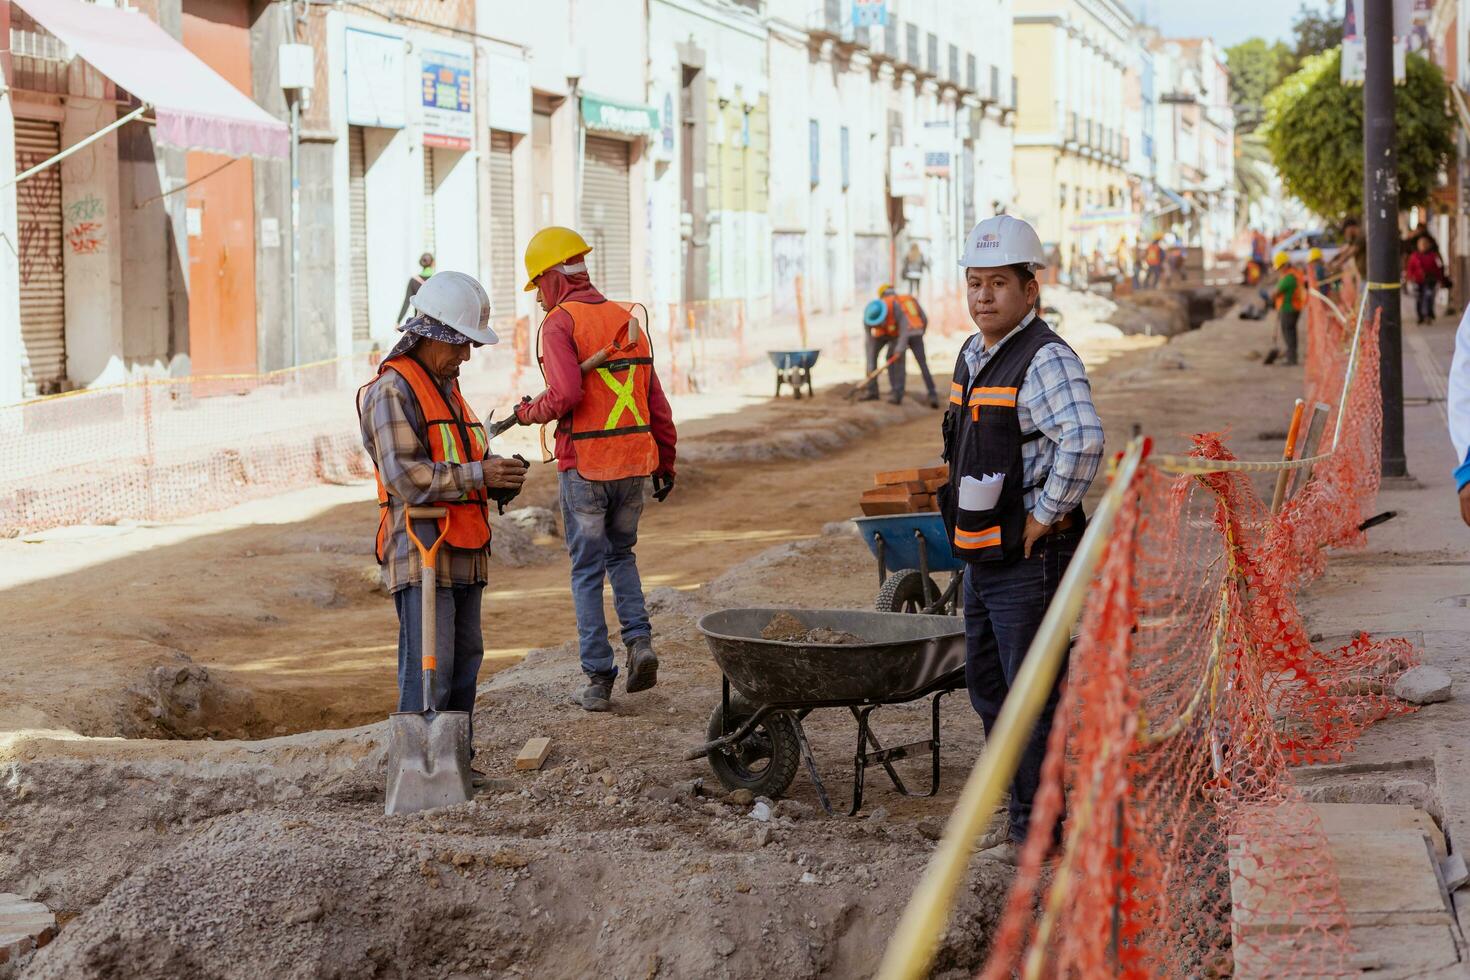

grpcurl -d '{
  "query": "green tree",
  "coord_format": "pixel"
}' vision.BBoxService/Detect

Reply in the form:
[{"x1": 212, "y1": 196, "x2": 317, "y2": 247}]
[
  {"x1": 1264, "y1": 47, "x2": 1455, "y2": 220},
  {"x1": 1292, "y1": 1, "x2": 1345, "y2": 63},
  {"x1": 1227, "y1": 38, "x2": 1296, "y2": 133}
]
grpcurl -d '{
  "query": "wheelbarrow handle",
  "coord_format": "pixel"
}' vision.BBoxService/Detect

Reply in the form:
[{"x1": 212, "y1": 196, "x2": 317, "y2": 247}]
[{"x1": 405, "y1": 506, "x2": 449, "y2": 713}]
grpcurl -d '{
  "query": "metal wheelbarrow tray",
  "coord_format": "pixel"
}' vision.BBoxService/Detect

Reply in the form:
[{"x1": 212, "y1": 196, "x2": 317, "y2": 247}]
[{"x1": 686, "y1": 608, "x2": 966, "y2": 815}]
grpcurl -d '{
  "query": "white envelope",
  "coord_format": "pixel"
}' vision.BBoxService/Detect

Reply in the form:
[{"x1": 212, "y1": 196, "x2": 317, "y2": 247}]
[{"x1": 959, "y1": 473, "x2": 1004, "y2": 512}]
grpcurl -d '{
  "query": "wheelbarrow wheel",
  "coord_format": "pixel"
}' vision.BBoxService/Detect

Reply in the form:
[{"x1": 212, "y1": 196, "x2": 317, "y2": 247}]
[
  {"x1": 705, "y1": 703, "x2": 800, "y2": 799},
  {"x1": 875, "y1": 568, "x2": 939, "y2": 614}
]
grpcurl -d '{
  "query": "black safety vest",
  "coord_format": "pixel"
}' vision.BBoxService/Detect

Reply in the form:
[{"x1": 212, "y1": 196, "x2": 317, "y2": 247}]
[{"x1": 938, "y1": 318, "x2": 1086, "y2": 565}]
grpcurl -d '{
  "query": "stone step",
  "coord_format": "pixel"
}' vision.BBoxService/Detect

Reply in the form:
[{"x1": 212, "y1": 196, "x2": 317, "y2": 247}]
[{"x1": 0, "y1": 893, "x2": 56, "y2": 969}]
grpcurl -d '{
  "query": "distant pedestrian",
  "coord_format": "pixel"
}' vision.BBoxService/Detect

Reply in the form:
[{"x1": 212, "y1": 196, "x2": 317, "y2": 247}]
[
  {"x1": 396, "y1": 252, "x2": 437, "y2": 323},
  {"x1": 901, "y1": 242, "x2": 929, "y2": 298},
  {"x1": 1406, "y1": 235, "x2": 1445, "y2": 325},
  {"x1": 1143, "y1": 237, "x2": 1164, "y2": 289}
]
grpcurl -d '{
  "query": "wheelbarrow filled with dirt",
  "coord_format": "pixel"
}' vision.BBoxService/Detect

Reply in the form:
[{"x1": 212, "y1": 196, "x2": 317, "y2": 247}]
[{"x1": 685, "y1": 608, "x2": 965, "y2": 815}]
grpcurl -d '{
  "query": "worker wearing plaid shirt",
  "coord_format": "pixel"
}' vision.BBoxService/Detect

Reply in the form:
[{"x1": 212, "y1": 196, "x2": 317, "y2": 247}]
[
  {"x1": 943, "y1": 215, "x2": 1105, "y2": 866},
  {"x1": 359, "y1": 289, "x2": 528, "y2": 784}
]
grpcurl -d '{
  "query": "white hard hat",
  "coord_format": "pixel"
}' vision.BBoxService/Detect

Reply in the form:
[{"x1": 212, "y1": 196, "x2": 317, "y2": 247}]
[
  {"x1": 958, "y1": 215, "x2": 1047, "y2": 271},
  {"x1": 409, "y1": 271, "x2": 499, "y2": 345}
]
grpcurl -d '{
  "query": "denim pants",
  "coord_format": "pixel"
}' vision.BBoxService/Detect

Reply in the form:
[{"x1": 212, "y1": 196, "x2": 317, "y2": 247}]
[
  {"x1": 559, "y1": 468, "x2": 653, "y2": 680},
  {"x1": 1417, "y1": 281, "x2": 1438, "y2": 322},
  {"x1": 904, "y1": 334, "x2": 938, "y2": 401},
  {"x1": 393, "y1": 583, "x2": 484, "y2": 745},
  {"x1": 963, "y1": 530, "x2": 1079, "y2": 843},
  {"x1": 1279, "y1": 308, "x2": 1300, "y2": 365},
  {"x1": 864, "y1": 334, "x2": 898, "y2": 398}
]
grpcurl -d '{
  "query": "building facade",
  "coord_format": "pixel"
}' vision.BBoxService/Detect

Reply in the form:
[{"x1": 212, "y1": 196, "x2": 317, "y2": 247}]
[{"x1": 1012, "y1": 0, "x2": 1136, "y2": 285}]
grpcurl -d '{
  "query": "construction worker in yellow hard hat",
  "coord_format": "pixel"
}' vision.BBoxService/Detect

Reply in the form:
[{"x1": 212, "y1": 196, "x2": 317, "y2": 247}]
[
  {"x1": 1267, "y1": 250, "x2": 1304, "y2": 366},
  {"x1": 506, "y1": 226, "x2": 678, "y2": 713}
]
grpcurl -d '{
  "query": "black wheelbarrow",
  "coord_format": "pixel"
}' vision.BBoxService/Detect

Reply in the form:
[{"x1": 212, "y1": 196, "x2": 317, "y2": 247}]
[
  {"x1": 767, "y1": 349, "x2": 820, "y2": 399},
  {"x1": 685, "y1": 608, "x2": 966, "y2": 815}
]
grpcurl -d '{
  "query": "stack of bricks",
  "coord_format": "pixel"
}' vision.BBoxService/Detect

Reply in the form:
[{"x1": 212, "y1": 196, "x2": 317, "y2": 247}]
[{"x1": 860, "y1": 466, "x2": 948, "y2": 516}]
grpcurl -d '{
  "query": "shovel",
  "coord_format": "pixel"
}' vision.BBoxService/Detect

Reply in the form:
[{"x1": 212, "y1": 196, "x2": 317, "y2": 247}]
[{"x1": 384, "y1": 505, "x2": 473, "y2": 816}]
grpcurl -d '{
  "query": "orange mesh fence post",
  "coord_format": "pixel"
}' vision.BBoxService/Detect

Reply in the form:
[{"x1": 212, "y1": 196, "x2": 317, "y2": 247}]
[{"x1": 794, "y1": 274, "x2": 810, "y2": 349}]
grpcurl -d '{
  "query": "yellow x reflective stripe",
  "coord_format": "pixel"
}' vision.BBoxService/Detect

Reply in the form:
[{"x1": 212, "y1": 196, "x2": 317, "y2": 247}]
[{"x1": 597, "y1": 365, "x2": 646, "y2": 430}]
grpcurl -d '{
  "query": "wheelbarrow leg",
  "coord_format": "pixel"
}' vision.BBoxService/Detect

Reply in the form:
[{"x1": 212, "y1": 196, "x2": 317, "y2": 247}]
[
  {"x1": 852, "y1": 705, "x2": 913, "y2": 808},
  {"x1": 789, "y1": 712, "x2": 834, "y2": 816},
  {"x1": 775, "y1": 369, "x2": 784, "y2": 398},
  {"x1": 873, "y1": 534, "x2": 887, "y2": 588},
  {"x1": 916, "y1": 530, "x2": 936, "y2": 610},
  {"x1": 804, "y1": 367, "x2": 814, "y2": 398}
]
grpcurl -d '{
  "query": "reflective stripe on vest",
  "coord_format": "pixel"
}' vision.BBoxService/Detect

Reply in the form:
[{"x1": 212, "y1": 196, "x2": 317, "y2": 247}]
[
  {"x1": 561, "y1": 300, "x2": 662, "y2": 481},
  {"x1": 362, "y1": 355, "x2": 491, "y2": 564}
]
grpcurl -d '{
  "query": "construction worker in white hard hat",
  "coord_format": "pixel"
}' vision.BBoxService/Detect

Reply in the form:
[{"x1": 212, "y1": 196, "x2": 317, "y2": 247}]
[
  {"x1": 357, "y1": 270, "x2": 530, "y2": 788},
  {"x1": 939, "y1": 214, "x2": 1105, "y2": 865},
  {"x1": 506, "y1": 226, "x2": 678, "y2": 713}
]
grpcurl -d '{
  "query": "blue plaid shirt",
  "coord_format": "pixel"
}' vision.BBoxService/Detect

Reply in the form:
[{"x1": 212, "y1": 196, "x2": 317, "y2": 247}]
[{"x1": 961, "y1": 314, "x2": 1105, "y2": 525}]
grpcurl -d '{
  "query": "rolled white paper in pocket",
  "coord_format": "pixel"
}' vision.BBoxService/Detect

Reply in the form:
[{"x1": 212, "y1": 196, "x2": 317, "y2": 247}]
[{"x1": 959, "y1": 473, "x2": 1004, "y2": 512}]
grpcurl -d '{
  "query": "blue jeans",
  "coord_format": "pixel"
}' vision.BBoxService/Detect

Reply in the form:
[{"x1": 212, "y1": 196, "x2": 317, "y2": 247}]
[
  {"x1": 963, "y1": 530, "x2": 1079, "y2": 843},
  {"x1": 1417, "y1": 281, "x2": 1438, "y2": 322},
  {"x1": 393, "y1": 584, "x2": 484, "y2": 746},
  {"x1": 559, "y1": 468, "x2": 652, "y2": 680}
]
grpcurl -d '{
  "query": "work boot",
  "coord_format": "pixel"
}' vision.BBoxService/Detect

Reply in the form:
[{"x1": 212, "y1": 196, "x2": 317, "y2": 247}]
[
  {"x1": 857, "y1": 391, "x2": 880, "y2": 402},
  {"x1": 927, "y1": 393, "x2": 940, "y2": 410},
  {"x1": 577, "y1": 675, "x2": 613, "y2": 712},
  {"x1": 888, "y1": 395, "x2": 904, "y2": 406},
  {"x1": 625, "y1": 636, "x2": 659, "y2": 693}
]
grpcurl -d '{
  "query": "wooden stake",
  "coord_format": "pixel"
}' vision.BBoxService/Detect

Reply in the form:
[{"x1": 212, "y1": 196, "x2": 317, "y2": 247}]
[
  {"x1": 1292, "y1": 402, "x2": 1333, "y2": 500},
  {"x1": 1271, "y1": 398, "x2": 1307, "y2": 514},
  {"x1": 794, "y1": 274, "x2": 810, "y2": 349}
]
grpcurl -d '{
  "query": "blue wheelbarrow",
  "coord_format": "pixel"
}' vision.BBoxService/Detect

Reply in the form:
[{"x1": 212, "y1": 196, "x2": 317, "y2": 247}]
[
  {"x1": 852, "y1": 511, "x2": 963, "y2": 616},
  {"x1": 768, "y1": 349, "x2": 820, "y2": 399}
]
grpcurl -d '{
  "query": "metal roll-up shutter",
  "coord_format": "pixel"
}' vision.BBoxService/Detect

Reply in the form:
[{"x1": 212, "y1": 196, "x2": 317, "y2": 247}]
[
  {"x1": 348, "y1": 126, "x2": 370, "y2": 343},
  {"x1": 14, "y1": 117, "x2": 65, "y2": 396},
  {"x1": 422, "y1": 148, "x2": 436, "y2": 258},
  {"x1": 489, "y1": 131, "x2": 516, "y2": 317},
  {"x1": 580, "y1": 135, "x2": 631, "y2": 299}
]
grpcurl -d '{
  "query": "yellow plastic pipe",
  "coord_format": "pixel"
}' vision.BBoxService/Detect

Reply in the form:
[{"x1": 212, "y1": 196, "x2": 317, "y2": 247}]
[{"x1": 876, "y1": 438, "x2": 1149, "y2": 980}]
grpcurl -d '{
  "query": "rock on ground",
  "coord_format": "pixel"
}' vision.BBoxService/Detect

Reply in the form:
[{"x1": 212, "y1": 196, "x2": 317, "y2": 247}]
[{"x1": 1393, "y1": 665, "x2": 1453, "y2": 705}]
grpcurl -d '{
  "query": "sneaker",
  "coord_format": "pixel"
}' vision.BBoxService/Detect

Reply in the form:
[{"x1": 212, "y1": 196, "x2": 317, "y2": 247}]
[
  {"x1": 578, "y1": 676, "x2": 613, "y2": 712},
  {"x1": 976, "y1": 840, "x2": 1023, "y2": 865},
  {"x1": 625, "y1": 637, "x2": 659, "y2": 693}
]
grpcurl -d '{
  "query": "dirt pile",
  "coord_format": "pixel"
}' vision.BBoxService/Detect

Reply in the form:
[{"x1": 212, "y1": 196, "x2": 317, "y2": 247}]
[
  {"x1": 761, "y1": 612, "x2": 864, "y2": 646},
  {"x1": 10, "y1": 530, "x2": 1009, "y2": 979}
]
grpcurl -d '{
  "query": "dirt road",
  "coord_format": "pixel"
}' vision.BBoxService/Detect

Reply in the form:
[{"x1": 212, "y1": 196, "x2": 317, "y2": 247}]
[{"x1": 4, "y1": 289, "x2": 1334, "y2": 979}]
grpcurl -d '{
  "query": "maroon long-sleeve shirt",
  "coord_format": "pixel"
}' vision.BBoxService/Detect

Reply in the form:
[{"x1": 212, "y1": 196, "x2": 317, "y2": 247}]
[{"x1": 514, "y1": 273, "x2": 677, "y2": 476}]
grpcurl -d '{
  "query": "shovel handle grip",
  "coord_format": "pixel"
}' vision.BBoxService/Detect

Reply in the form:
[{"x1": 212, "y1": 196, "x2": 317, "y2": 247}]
[{"x1": 406, "y1": 506, "x2": 448, "y2": 710}]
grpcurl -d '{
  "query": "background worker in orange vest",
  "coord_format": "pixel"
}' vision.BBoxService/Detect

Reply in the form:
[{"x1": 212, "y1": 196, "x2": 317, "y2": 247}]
[
  {"x1": 358, "y1": 272, "x2": 529, "y2": 783},
  {"x1": 509, "y1": 227, "x2": 678, "y2": 713},
  {"x1": 871, "y1": 283, "x2": 940, "y2": 408},
  {"x1": 1268, "y1": 250, "x2": 1305, "y2": 366}
]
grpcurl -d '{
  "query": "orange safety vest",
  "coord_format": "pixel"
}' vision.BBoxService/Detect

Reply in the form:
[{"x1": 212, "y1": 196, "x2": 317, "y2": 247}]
[
  {"x1": 1145, "y1": 243, "x2": 1163, "y2": 266},
  {"x1": 362, "y1": 354, "x2": 491, "y2": 564},
  {"x1": 1274, "y1": 266, "x2": 1306, "y2": 312},
  {"x1": 561, "y1": 300, "x2": 661, "y2": 482},
  {"x1": 871, "y1": 294, "x2": 925, "y2": 338}
]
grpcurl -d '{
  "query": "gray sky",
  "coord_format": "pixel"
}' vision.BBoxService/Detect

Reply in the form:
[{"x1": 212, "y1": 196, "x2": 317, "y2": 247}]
[{"x1": 1132, "y1": 0, "x2": 1315, "y2": 47}]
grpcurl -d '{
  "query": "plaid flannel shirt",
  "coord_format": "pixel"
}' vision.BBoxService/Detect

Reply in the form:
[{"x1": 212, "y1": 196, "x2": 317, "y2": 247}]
[
  {"x1": 359, "y1": 369, "x2": 489, "y2": 594},
  {"x1": 961, "y1": 315, "x2": 1105, "y2": 525}
]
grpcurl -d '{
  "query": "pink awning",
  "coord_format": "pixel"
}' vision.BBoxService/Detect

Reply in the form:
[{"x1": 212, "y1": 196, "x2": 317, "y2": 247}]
[{"x1": 14, "y1": 0, "x2": 289, "y2": 159}]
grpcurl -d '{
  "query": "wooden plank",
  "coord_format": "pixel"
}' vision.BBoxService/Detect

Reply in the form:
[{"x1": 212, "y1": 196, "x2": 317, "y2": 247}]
[
  {"x1": 923, "y1": 475, "x2": 948, "y2": 492},
  {"x1": 1310, "y1": 803, "x2": 1446, "y2": 859},
  {"x1": 861, "y1": 487, "x2": 911, "y2": 502},
  {"x1": 860, "y1": 500, "x2": 911, "y2": 516},
  {"x1": 515, "y1": 737, "x2": 552, "y2": 771},
  {"x1": 874, "y1": 465, "x2": 947, "y2": 486}
]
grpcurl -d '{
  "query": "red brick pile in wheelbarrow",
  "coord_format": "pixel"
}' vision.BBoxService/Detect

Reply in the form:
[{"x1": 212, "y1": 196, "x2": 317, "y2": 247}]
[{"x1": 859, "y1": 466, "x2": 947, "y2": 516}]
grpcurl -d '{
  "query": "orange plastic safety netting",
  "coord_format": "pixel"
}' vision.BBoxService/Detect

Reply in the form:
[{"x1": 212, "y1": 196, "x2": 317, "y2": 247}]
[{"x1": 978, "y1": 274, "x2": 1416, "y2": 978}]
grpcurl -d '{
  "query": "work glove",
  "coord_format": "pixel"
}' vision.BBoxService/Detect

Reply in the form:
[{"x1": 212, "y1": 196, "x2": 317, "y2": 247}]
[
  {"x1": 486, "y1": 454, "x2": 531, "y2": 514},
  {"x1": 511, "y1": 395, "x2": 533, "y2": 423},
  {"x1": 651, "y1": 471, "x2": 675, "y2": 503}
]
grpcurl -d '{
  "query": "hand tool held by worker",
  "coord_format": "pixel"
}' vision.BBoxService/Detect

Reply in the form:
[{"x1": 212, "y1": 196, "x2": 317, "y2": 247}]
[
  {"x1": 384, "y1": 505, "x2": 474, "y2": 816},
  {"x1": 652, "y1": 472, "x2": 674, "y2": 502}
]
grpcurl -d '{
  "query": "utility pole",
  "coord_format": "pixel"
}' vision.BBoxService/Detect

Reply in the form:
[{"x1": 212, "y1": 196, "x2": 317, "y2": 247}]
[{"x1": 1364, "y1": 0, "x2": 1406, "y2": 477}]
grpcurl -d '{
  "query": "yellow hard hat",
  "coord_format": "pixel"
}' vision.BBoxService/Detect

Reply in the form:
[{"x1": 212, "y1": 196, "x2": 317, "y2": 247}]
[
  {"x1": 1272, "y1": 251, "x2": 1290, "y2": 270},
  {"x1": 524, "y1": 226, "x2": 592, "y2": 292},
  {"x1": 877, "y1": 282, "x2": 895, "y2": 297},
  {"x1": 1308, "y1": 247, "x2": 1324, "y2": 262}
]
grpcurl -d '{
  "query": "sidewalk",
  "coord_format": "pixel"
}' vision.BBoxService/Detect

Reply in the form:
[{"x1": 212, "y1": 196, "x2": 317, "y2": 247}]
[{"x1": 1292, "y1": 306, "x2": 1470, "y2": 970}]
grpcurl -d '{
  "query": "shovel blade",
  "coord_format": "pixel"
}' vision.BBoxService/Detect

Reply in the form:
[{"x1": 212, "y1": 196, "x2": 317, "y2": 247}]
[{"x1": 384, "y1": 710, "x2": 473, "y2": 816}]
